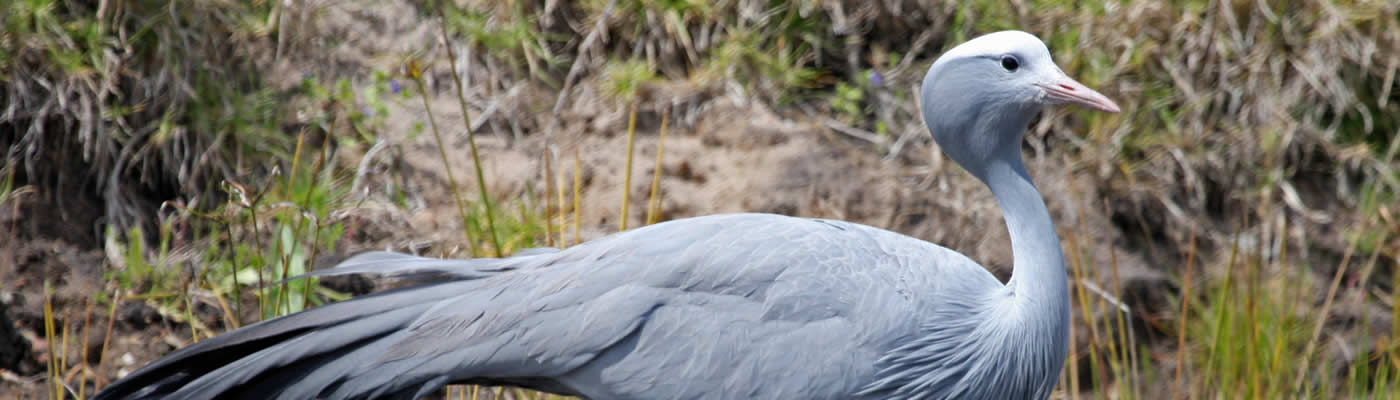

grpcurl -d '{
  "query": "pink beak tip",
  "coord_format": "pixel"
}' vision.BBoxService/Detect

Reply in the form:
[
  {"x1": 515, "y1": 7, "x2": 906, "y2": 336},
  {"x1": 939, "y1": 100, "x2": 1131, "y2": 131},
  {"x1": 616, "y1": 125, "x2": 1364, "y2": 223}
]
[
  {"x1": 1046, "y1": 78, "x2": 1121, "y2": 114},
  {"x1": 1098, "y1": 98, "x2": 1122, "y2": 113}
]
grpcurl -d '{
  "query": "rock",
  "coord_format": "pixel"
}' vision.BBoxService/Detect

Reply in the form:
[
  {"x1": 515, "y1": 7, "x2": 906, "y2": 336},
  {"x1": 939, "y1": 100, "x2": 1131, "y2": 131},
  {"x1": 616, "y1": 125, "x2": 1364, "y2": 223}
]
[{"x1": 0, "y1": 298, "x2": 38, "y2": 375}]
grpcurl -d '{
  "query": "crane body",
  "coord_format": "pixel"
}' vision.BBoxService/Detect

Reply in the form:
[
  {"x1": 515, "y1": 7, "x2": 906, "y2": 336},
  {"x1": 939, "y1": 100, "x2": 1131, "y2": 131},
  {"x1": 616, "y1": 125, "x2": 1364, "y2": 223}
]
[{"x1": 96, "y1": 30, "x2": 1119, "y2": 400}]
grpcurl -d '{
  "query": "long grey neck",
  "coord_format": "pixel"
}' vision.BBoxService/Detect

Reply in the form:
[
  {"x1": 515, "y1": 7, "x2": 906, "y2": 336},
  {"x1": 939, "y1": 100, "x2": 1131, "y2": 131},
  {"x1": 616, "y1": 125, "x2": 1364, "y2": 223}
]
[
  {"x1": 983, "y1": 155, "x2": 1069, "y2": 318},
  {"x1": 918, "y1": 62, "x2": 1070, "y2": 319}
]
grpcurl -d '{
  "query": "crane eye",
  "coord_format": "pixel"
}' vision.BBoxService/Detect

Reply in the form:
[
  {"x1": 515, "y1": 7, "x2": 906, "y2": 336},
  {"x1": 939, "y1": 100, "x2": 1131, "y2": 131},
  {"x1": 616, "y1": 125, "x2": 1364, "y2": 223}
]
[{"x1": 1000, "y1": 55, "x2": 1020, "y2": 72}]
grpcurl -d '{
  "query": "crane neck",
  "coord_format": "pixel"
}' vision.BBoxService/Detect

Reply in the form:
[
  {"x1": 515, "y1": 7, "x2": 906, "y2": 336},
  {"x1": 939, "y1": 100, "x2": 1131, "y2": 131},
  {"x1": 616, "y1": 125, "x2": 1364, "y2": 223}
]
[{"x1": 983, "y1": 155, "x2": 1070, "y2": 321}]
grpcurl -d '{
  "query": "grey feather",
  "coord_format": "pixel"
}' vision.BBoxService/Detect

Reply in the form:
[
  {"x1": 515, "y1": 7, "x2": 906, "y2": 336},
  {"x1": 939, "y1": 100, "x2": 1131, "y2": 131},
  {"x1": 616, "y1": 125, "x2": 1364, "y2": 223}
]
[
  {"x1": 292, "y1": 250, "x2": 552, "y2": 283},
  {"x1": 95, "y1": 30, "x2": 1119, "y2": 400}
]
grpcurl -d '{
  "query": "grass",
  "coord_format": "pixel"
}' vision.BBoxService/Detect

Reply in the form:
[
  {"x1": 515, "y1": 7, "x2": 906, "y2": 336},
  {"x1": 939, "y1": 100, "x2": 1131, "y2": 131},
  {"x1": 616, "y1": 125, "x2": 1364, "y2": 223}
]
[
  {"x1": 2, "y1": 0, "x2": 288, "y2": 235},
  {"x1": 4, "y1": 0, "x2": 1400, "y2": 399},
  {"x1": 436, "y1": 0, "x2": 563, "y2": 87},
  {"x1": 1058, "y1": 206, "x2": 1398, "y2": 399},
  {"x1": 25, "y1": 81, "x2": 545, "y2": 399},
  {"x1": 602, "y1": 59, "x2": 657, "y2": 230}
]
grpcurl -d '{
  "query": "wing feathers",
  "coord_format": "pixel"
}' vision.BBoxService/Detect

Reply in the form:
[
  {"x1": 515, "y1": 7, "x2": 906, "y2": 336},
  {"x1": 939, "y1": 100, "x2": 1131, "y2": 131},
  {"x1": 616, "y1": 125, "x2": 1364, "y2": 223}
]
[
  {"x1": 96, "y1": 251, "x2": 666, "y2": 400},
  {"x1": 293, "y1": 251, "x2": 549, "y2": 283}
]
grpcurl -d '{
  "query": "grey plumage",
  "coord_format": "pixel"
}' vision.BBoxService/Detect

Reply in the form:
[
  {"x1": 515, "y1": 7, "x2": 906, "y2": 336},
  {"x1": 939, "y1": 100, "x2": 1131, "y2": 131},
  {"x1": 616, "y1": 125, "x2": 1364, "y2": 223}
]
[{"x1": 95, "y1": 30, "x2": 1119, "y2": 400}]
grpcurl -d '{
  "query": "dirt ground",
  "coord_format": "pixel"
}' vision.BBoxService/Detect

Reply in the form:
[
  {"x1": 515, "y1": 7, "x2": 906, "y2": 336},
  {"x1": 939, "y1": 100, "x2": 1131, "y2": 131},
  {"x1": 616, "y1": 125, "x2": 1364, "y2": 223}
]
[{"x1": 0, "y1": 1, "x2": 1188, "y2": 397}]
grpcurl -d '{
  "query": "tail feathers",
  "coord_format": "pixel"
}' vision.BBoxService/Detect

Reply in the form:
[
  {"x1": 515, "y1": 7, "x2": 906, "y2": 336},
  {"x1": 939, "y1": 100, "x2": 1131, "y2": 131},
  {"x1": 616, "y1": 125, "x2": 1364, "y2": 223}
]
[
  {"x1": 98, "y1": 250, "x2": 548, "y2": 398},
  {"x1": 215, "y1": 342, "x2": 361, "y2": 398},
  {"x1": 282, "y1": 331, "x2": 442, "y2": 399},
  {"x1": 119, "y1": 373, "x2": 192, "y2": 400},
  {"x1": 166, "y1": 303, "x2": 435, "y2": 399},
  {"x1": 215, "y1": 334, "x2": 435, "y2": 400},
  {"x1": 94, "y1": 280, "x2": 467, "y2": 400},
  {"x1": 93, "y1": 249, "x2": 647, "y2": 400},
  {"x1": 275, "y1": 321, "x2": 559, "y2": 398}
]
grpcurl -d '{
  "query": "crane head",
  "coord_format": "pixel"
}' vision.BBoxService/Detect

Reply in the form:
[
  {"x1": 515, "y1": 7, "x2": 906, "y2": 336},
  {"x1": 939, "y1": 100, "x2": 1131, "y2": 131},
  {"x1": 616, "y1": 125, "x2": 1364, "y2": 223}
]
[{"x1": 919, "y1": 30, "x2": 1119, "y2": 180}]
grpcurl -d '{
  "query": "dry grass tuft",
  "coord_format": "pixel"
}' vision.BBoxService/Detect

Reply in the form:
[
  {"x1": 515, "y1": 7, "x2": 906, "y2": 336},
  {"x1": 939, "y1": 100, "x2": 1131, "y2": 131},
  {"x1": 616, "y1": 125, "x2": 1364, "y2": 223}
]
[{"x1": 1, "y1": 0, "x2": 284, "y2": 240}]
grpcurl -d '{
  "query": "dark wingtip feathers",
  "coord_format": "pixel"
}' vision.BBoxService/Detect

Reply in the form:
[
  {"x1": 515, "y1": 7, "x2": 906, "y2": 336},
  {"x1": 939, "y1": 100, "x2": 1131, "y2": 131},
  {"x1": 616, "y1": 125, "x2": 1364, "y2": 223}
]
[{"x1": 94, "y1": 251, "x2": 537, "y2": 400}]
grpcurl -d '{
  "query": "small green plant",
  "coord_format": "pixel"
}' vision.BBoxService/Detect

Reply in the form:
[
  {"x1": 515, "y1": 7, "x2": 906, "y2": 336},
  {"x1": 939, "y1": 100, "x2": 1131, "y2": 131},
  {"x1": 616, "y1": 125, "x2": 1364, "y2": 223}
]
[
  {"x1": 299, "y1": 71, "x2": 399, "y2": 145},
  {"x1": 220, "y1": 223, "x2": 345, "y2": 318},
  {"x1": 603, "y1": 60, "x2": 658, "y2": 102},
  {"x1": 0, "y1": 165, "x2": 17, "y2": 205},
  {"x1": 437, "y1": 0, "x2": 563, "y2": 85},
  {"x1": 697, "y1": 25, "x2": 821, "y2": 105},
  {"x1": 830, "y1": 82, "x2": 865, "y2": 123},
  {"x1": 108, "y1": 225, "x2": 176, "y2": 293},
  {"x1": 602, "y1": 59, "x2": 658, "y2": 230}
]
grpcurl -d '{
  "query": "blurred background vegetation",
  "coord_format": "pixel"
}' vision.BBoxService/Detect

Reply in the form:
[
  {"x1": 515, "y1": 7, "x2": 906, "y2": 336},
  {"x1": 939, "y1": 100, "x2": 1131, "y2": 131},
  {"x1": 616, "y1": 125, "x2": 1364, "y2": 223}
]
[{"x1": 1, "y1": 0, "x2": 1398, "y2": 398}]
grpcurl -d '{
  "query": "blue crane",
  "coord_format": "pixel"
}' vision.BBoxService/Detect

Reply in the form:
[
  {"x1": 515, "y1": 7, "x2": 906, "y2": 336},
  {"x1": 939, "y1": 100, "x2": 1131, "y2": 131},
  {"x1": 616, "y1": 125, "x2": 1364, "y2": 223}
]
[{"x1": 95, "y1": 30, "x2": 1120, "y2": 400}]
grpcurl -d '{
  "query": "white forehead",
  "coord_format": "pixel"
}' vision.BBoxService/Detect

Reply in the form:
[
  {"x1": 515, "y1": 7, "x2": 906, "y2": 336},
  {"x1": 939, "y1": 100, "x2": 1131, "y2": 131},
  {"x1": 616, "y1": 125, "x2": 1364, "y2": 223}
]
[{"x1": 934, "y1": 31, "x2": 1053, "y2": 66}]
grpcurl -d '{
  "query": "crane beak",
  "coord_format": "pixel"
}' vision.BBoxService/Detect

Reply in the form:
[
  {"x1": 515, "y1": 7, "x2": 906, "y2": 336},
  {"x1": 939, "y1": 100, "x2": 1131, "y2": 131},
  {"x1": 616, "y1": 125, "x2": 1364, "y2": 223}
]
[{"x1": 1035, "y1": 77, "x2": 1120, "y2": 113}]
